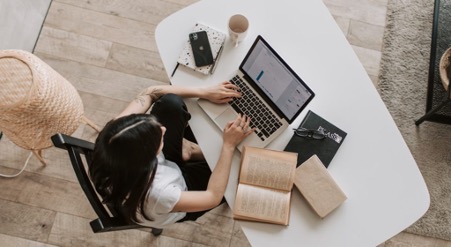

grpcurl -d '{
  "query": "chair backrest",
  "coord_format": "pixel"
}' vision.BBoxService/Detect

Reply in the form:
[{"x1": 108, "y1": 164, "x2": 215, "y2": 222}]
[{"x1": 51, "y1": 133, "x2": 143, "y2": 233}]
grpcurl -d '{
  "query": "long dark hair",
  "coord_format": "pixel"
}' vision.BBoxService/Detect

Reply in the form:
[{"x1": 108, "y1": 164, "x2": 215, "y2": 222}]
[{"x1": 89, "y1": 114, "x2": 162, "y2": 223}]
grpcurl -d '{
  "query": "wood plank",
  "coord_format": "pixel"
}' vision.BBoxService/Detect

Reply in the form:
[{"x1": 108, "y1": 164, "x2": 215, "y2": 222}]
[
  {"x1": 54, "y1": 0, "x2": 187, "y2": 25},
  {"x1": 45, "y1": 2, "x2": 157, "y2": 51},
  {"x1": 164, "y1": 0, "x2": 198, "y2": 6},
  {"x1": 34, "y1": 26, "x2": 112, "y2": 67},
  {"x1": 351, "y1": 45, "x2": 382, "y2": 79},
  {"x1": 0, "y1": 200, "x2": 55, "y2": 242},
  {"x1": 77, "y1": 90, "x2": 132, "y2": 139},
  {"x1": 0, "y1": 136, "x2": 78, "y2": 182},
  {"x1": 106, "y1": 43, "x2": 170, "y2": 83},
  {"x1": 322, "y1": 0, "x2": 388, "y2": 27},
  {"x1": 48, "y1": 212, "x2": 213, "y2": 246},
  {"x1": 0, "y1": 233, "x2": 58, "y2": 247},
  {"x1": 0, "y1": 165, "x2": 29, "y2": 200},
  {"x1": 48, "y1": 213, "x2": 153, "y2": 246},
  {"x1": 8, "y1": 171, "x2": 96, "y2": 219},
  {"x1": 152, "y1": 235, "x2": 210, "y2": 247},
  {"x1": 207, "y1": 202, "x2": 233, "y2": 218},
  {"x1": 153, "y1": 220, "x2": 197, "y2": 243},
  {"x1": 33, "y1": 52, "x2": 167, "y2": 102},
  {"x1": 348, "y1": 19, "x2": 385, "y2": 51},
  {"x1": 78, "y1": 91, "x2": 130, "y2": 128},
  {"x1": 332, "y1": 15, "x2": 351, "y2": 37},
  {"x1": 0, "y1": 138, "x2": 38, "y2": 178},
  {"x1": 0, "y1": 164, "x2": 95, "y2": 220},
  {"x1": 158, "y1": 208, "x2": 237, "y2": 246}
]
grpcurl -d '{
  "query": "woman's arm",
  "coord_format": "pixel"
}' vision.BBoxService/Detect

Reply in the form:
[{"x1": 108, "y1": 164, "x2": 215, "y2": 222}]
[
  {"x1": 115, "y1": 82, "x2": 241, "y2": 119},
  {"x1": 172, "y1": 114, "x2": 254, "y2": 212}
]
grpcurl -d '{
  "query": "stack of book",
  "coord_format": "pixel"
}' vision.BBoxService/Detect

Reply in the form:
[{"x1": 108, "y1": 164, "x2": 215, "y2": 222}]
[
  {"x1": 233, "y1": 146, "x2": 347, "y2": 225},
  {"x1": 233, "y1": 111, "x2": 349, "y2": 225}
]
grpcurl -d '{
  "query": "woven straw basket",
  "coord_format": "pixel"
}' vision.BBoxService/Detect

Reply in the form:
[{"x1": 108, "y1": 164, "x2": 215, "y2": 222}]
[
  {"x1": 0, "y1": 50, "x2": 98, "y2": 165},
  {"x1": 439, "y1": 47, "x2": 451, "y2": 92}
]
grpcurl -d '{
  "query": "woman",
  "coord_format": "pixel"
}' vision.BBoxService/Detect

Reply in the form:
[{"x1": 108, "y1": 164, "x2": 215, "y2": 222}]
[{"x1": 89, "y1": 81, "x2": 254, "y2": 228}]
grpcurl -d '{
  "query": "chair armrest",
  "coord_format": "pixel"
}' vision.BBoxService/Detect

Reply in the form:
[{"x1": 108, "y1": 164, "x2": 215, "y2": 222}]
[{"x1": 51, "y1": 133, "x2": 95, "y2": 151}]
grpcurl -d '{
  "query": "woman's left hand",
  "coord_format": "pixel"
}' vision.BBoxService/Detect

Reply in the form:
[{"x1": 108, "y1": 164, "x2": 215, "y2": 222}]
[{"x1": 202, "y1": 81, "x2": 241, "y2": 104}]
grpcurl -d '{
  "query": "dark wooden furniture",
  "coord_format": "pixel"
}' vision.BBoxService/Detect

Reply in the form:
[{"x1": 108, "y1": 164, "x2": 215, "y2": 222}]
[{"x1": 416, "y1": 0, "x2": 451, "y2": 125}]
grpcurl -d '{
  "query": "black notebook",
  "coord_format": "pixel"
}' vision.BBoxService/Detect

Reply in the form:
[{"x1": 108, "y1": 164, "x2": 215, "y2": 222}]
[{"x1": 284, "y1": 110, "x2": 347, "y2": 168}]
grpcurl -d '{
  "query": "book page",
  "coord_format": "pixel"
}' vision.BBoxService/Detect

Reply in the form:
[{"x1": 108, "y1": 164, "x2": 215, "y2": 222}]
[
  {"x1": 234, "y1": 184, "x2": 291, "y2": 225},
  {"x1": 240, "y1": 147, "x2": 297, "y2": 191}
]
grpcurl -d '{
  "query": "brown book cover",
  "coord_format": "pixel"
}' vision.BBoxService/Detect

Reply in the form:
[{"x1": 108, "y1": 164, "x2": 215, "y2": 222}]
[
  {"x1": 233, "y1": 146, "x2": 297, "y2": 225},
  {"x1": 294, "y1": 155, "x2": 347, "y2": 218}
]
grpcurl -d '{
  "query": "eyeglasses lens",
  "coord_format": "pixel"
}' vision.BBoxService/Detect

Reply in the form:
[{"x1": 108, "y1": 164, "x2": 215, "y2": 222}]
[{"x1": 294, "y1": 128, "x2": 325, "y2": 139}]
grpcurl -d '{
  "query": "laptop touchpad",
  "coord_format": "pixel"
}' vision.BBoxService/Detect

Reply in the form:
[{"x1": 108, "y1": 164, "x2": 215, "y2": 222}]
[{"x1": 215, "y1": 107, "x2": 238, "y2": 129}]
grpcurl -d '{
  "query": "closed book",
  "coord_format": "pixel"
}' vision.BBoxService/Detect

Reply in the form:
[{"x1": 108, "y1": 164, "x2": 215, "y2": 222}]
[
  {"x1": 177, "y1": 23, "x2": 226, "y2": 75},
  {"x1": 284, "y1": 110, "x2": 347, "y2": 167},
  {"x1": 294, "y1": 155, "x2": 347, "y2": 218}
]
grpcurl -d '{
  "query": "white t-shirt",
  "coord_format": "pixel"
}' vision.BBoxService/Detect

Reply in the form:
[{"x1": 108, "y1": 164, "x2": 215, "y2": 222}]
[{"x1": 135, "y1": 153, "x2": 187, "y2": 228}]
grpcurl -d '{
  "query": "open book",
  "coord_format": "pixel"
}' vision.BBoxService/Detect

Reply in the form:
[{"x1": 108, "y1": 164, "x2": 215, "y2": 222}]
[{"x1": 233, "y1": 146, "x2": 297, "y2": 225}]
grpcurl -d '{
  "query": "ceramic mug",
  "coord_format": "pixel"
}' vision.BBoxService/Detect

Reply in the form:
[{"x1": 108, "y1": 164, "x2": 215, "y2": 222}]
[{"x1": 228, "y1": 14, "x2": 249, "y2": 47}]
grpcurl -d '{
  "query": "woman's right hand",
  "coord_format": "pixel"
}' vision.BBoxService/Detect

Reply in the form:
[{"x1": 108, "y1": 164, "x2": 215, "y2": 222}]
[
  {"x1": 174, "y1": 114, "x2": 254, "y2": 213},
  {"x1": 201, "y1": 81, "x2": 241, "y2": 104},
  {"x1": 222, "y1": 114, "x2": 254, "y2": 148}
]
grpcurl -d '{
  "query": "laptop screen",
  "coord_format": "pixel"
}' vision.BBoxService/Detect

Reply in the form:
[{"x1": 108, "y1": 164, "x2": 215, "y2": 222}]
[{"x1": 240, "y1": 36, "x2": 314, "y2": 122}]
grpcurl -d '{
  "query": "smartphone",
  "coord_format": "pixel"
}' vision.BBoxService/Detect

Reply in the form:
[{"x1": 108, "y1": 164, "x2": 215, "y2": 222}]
[{"x1": 189, "y1": 31, "x2": 214, "y2": 67}]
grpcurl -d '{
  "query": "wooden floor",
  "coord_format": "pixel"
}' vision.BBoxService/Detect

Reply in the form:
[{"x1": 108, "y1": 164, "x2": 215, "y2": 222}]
[{"x1": 1, "y1": 0, "x2": 451, "y2": 246}]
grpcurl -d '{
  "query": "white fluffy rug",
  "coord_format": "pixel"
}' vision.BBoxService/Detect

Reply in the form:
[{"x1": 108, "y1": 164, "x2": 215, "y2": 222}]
[{"x1": 378, "y1": 0, "x2": 451, "y2": 240}]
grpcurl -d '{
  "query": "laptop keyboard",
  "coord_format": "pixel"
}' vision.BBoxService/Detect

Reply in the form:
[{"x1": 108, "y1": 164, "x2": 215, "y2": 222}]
[{"x1": 229, "y1": 75, "x2": 282, "y2": 141}]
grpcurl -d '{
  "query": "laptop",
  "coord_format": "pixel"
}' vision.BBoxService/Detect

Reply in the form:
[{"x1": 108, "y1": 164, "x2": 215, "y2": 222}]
[{"x1": 198, "y1": 35, "x2": 315, "y2": 151}]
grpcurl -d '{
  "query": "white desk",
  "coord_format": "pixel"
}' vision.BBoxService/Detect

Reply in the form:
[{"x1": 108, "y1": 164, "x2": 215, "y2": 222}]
[{"x1": 155, "y1": 0, "x2": 430, "y2": 246}]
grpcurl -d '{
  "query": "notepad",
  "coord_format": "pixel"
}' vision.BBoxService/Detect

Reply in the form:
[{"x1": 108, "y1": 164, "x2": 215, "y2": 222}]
[
  {"x1": 177, "y1": 23, "x2": 226, "y2": 75},
  {"x1": 294, "y1": 155, "x2": 347, "y2": 218}
]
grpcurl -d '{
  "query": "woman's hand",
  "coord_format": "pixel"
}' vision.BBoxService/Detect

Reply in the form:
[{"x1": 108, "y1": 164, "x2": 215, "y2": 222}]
[
  {"x1": 201, "y1": 81, "x2": 241, "y2": 104},
  {"x1": 173, "y1": 114, "x2": 254, "y2": 213},
  {"x1": 116, "y1": 82, "x2": 241, "y2": 119},
  {"x1": 223, "y1": 114, "x2": 254, "y2": 148}
]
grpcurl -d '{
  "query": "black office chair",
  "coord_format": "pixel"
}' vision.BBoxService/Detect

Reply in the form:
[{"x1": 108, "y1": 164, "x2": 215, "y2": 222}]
[{"x1": 51, "y1": 133, "x2": 162, "y2": 236}]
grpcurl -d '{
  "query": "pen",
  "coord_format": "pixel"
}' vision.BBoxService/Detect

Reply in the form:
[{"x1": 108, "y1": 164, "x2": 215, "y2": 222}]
[
  {"x1": 171, "y1": 63, "x2": 179, "y2": 77},
  {"x1": 210, "y1": 44, "x2": 224, "y2": 75}
]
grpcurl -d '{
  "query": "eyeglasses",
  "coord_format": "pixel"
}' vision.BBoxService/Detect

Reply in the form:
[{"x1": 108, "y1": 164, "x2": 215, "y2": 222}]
[{"x1": 293, "y1": 127, "x2": 325, "y2": 140}]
